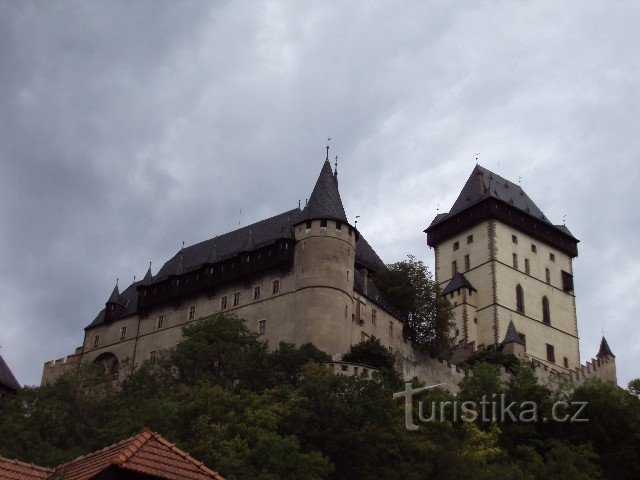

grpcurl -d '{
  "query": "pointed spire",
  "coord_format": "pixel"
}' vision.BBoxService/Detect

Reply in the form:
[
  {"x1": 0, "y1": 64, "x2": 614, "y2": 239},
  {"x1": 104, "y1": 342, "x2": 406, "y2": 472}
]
[
  {"x1": 304, "y1": 159, "x2": 348, "y2": 222},
  {"x1": 501, "y1": 320, "x2": 524, "y2": 345},
  {"x1": 107, "y1": 283, "x2": 121, "y2": 304},
  {"x1": 140, "y1": 263, "x2": 153, "y2": 285},
  {"x1": 597, "y1": 336, "x2": 615, "y2": 358}
]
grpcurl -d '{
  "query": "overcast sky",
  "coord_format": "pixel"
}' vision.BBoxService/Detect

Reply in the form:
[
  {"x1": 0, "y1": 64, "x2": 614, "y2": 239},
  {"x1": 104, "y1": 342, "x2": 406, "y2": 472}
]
[{"x1": 1, "y1": 1, "x2": 638, "y2": 387}]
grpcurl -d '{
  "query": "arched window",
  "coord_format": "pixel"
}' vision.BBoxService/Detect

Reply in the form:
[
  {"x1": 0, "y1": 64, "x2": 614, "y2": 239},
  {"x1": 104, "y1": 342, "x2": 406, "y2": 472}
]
[
  {"x1": 542, "y1": 296, "x2": 550, "y2": 324},
  {"x1": 516, "y1": 284, "x2": 525, "y2": 314}
]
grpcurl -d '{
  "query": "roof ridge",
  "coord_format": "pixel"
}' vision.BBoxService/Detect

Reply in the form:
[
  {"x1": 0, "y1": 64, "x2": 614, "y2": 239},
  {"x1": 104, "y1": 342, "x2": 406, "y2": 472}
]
[
  {"x1": 0, "y1": 455, "x2": 54, "y2": 473},
  {"x1": 146, "y1": 429, "x2": 225, "y2": 479},
  {"x1": 53, "y1": 434, "x2": 135, "y2": 472},
  {"x1": 111, "y1": 428, "x2": 155, "y2": 466}
]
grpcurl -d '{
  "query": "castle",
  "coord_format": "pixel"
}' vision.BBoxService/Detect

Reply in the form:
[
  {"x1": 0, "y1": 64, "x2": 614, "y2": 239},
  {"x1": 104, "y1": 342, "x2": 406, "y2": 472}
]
[{"x1": 42, "y1": 157, "x2": 617, "y2": 390}]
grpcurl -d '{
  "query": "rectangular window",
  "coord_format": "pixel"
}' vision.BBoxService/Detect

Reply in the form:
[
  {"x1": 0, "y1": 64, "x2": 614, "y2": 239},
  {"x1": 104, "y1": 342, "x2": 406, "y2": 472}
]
[
  {"x1": 452, "y1": 261, "x2": 458, "y2": 277},
  {"x1": 525, "y1": 258, "x2": 530, "y2": 275},
  {"x1": 372, "y1": 309, "x2": 377, "y2": 325},
  {"x1": 389, "y1": 321, "x2": 393, "y2": 337},
  {"x1": 335, "y1": 221, "x2": 342, "y2": 231},
  {"x1": 545, "y1": 268, "x2": 551, "y2": 284},
  {"x1": 467, "y1": 234, "x2": 474, "y2": 244},
  {"x1": 464, "y1": 254, "x2": 470, "y2": 272},
  {"x1": 531, "y1": 244, "x2": 537, "y2": 253},
  {"x1": 305, "y1": 220, "x2": 312, "y2": 229},
  {"x1": 233, "y1": 291, "x2": 241, "y2": 306},
  {"x1": 512, "y1": 235, "x2": 518, "y2": 244},
  {"x1": 550, "y1": 253, "x2": 555, "y2": 262},
  {"x1": 320, "y1": 219, "x2": 327, "y2": 227},
  {"x1": 563, "y1": 357, "x2": 569, "y2": 368},
  {"x1": 272, "y1": 279, "x2": 280, "y2": 295},
  {"x1": 561, "y1": 271, "x2": 574, "y2": 292},
  {"x1": 220, "y1": 295, "x2": 228, "y2": 310},
  {"x1": 513, "y1": 253, "x2": 518, "y2": 270},
  {"x1": 546, "y1": 344, "x2": 556, "y2": 363},
  {"x1": 150, "y1": 350, "x2": 156, "y2": 362},
  {"x1": 258, "y1": 319, "x2": 266, "y2": 334},
  {"x1": 253, "y1": 284, "x2": 261, "y2": 300},
  {"x1": 93, "y1": 335, "x2": 100, "y2": 348},
  {"x1": 157, "y1": 315, "x2": 164, "y2": 330},
  {"x1": 120, "y1": 325, "x2": 127, "y2": 340},
  {"x1": 453, "y1": 241, "x2": 460, "y2": 251},
  {"x1": 188, "y1": 305, "x2": 196, "y2": 320}
]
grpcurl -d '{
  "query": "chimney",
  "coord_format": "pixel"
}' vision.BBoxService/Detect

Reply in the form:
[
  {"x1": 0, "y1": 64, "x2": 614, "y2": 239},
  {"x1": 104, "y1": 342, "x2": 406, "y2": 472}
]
[
  {"x1": 476, "y1": 170, "x2": 485, "y2": 197},
  {"x1": 360, "y1": 268, "x2": 368, "y2": 295}
]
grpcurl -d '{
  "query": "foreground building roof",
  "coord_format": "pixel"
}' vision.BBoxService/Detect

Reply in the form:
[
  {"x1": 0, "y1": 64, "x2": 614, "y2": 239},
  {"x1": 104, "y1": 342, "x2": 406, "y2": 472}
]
[
  {"x1": 441, "y1": 272, "x2": 477, "y2": 296},
  {"x1": 0, "y1": 354, "x2": 20, "y2": 393},
  {"x1": 0, "y1": 457, "x2": 52, "y2": 480}
]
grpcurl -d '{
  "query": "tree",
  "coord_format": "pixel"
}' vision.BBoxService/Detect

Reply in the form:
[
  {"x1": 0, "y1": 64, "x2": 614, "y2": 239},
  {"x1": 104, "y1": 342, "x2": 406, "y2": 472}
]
[
  {"x1": 375, "y1": 255, "x2": 453, "y2": 355},
  {"x1": 628, "y1": 378, "x2": 640, "y2": 398},
  {"x1": 341, "y1": 336, "x2": 395, "y2": 370}
]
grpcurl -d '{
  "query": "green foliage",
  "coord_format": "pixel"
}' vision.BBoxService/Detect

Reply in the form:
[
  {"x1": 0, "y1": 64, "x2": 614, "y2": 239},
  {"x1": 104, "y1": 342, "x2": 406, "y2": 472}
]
[
  {"x1": 375, "y1": 255, "x2": 454, "y2": 355},
  {"x1": 341, "y1": 336, "x2": 395, "y2": 370},
  {"x1": 462, "y1": 345, "x2": 520, "y2": 371},
  {"x1": 628, "y1": 378, "x2": 640, "y2": 398},
  {"x1": 0, "y1": 313, "x2": 636, "y2": 480}
]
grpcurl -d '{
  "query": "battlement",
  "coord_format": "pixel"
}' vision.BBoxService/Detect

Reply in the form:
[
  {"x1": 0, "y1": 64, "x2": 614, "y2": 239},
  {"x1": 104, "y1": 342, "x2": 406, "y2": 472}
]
[{"x1": 41, "y1": 352, "x2": 82, "y2": 385}]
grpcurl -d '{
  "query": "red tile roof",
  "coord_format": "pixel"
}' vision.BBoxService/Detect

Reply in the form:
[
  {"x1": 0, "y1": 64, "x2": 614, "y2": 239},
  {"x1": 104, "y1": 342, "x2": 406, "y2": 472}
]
[
  {"x1": 0, "y1": 457, "x2": 52, "y2": 480},
  {"x1": 52, "y1": 429, "x2": 225, "y2": 480}
]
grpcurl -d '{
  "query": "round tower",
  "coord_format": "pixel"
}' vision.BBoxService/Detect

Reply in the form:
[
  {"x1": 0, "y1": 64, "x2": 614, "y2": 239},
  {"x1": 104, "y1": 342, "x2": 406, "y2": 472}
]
[{"x1": 289, "y1": 159, "x2": 358, "y2": 357}]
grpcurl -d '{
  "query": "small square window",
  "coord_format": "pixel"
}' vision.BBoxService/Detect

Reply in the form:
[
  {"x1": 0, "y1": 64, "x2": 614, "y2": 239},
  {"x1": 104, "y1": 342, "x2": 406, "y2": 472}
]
[
  {"x1": 120, "y1": 325, "x2": 127, "y2": 340},
  {"x1": 157, "y1": 315, "x2": 164, "y2": 329},
  {"x1": 512, "y1": 235, "x2": 518, "y2": 244},
  {"x1": 258, "y1": 319, "x2": 266, "y2": 334},
  {"x1": 188, "y1": 305, "x2": 196, "y2": 320},
  {"x1": 306, "y1": 221, "x2": 312, "y2": 229},
  {"x1": 341, "y1": 364, "x2": 348, "y2": 372},
  {"x1": 550, "y1": 253, "x2": 555, "y2": 262},
  {"x1": 467, "y1": 234, "x2": 474, "y2": 244},
  {"x1": 453, "y1": 241, "x2": 460, "y2": 251},
  {"x1": 220, "y1": 295, "x2": 228, "y2": 310},
  {"x1": 272, "y1": 279, "x2": 280, "y2": 295},
  {"x1": 531, "y1": 244, "x2": 537, "y2": 253},
  {"x1": 253, "y1": 285, "x2": 261, "y2": 300},
  {"x1": 320, "y1": 219, "x2": 327, "y2": 227},
  {"x1": 336, "y1": 222, "x2": 342, "y2": 231},
  {"x1": 233, "y1": 291, "x2": 241, "y2": 306}
]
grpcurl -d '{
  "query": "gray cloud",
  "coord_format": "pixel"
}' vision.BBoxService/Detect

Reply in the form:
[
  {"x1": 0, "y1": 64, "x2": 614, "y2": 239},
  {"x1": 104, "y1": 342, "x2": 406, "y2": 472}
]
[{"x1": 0, "y1": 1, "x2": 638, "y2": 387}]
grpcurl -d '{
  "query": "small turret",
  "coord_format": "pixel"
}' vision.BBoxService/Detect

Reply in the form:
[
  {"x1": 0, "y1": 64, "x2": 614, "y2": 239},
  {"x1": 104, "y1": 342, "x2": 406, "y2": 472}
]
[
  {"x1": 104, "y1": 283, "x2": 127, "y2": 323},
  {"x1": 597, "y1": 336, "x2": 615, "y2": 358},
  {"x1": 501, "y1": 320, "x2": 525, "y2": 359}
]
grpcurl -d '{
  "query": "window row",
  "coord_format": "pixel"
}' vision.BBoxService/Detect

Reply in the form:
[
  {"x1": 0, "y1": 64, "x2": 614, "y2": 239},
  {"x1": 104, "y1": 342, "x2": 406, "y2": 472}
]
[
  {"x1": 515, "y1": 285, "x2": 551, "y2": 324},
  {"x1": 452, "y1": 235, "x2": 474, "y2": 252},
  {"x1": 219, "y1": 280, "x2": 281, "y2": 311},
  {"x1": 451, "y1": 255, "x2": 471, "y2": 276}
]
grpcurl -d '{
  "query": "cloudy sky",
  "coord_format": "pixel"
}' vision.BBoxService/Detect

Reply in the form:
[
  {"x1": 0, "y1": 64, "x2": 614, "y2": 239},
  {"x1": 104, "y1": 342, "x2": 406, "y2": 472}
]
[{"x1": 1, "y1": 1, "x2": 638, "y2": 387}]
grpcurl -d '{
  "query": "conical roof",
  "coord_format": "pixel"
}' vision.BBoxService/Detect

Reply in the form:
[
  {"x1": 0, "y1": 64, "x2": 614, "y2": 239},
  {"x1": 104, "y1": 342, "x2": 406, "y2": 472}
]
[
  {"x1": 597, "y1": 336, "x2": 615, "y2": 358},
  {"x1": 0, "y1": 353, "x2": 20, "y2": 391},
  {"x1": 106, "y1": 283, "x2": 127, "y2": 308},
  {"x1": 303, "y1": 159, "x2": 348, "y2": 223},
  {"x1": 140, "y1": 265, "x2": 153, "y2": 285},
  {"x1": 441, "y1": 272, "x2": 477, "y2": 296},
  {"x1": 501, "y1": 320, "x2": 524, "y2": 345}
]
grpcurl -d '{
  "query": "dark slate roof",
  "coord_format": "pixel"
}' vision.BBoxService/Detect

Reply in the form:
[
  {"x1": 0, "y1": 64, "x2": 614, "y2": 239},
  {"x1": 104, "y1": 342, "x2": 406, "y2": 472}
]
[
  {"x1": 85, "y1": 277, "x2": 147, "y2": 329},
  {"x1": 441, "y1": 272, "x2": 477, "y2": 296},
  {"x1": 597, "y1": 336, "x2": 615, "y2": 358},
  {"x1": 155, "y1": 209, "x2": 300, "y2": 280},
  {"x1": 501, "y1": 320, "x2": 525, "y2": 345},
  {"x1": 106, "y1": 284, "x2": 128, "y2": 308},
  {"x1": 302, "y1": 159, "x2": 347, "y2": 222},
  {"x1": 355, "y1": 236, "x2": 385, "y2": 272},
  {"x1": 428, "y1": 165, "x2": 577, "y2": 240},
  {"x1": 0, "y1": 354, "x2": 20, "y2": 391}
]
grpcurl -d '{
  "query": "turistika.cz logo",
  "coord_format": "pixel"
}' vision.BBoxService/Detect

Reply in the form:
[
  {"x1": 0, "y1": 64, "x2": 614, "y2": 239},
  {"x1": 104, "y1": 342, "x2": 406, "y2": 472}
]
[{"x1": 393, "y1": 383, "x2": 588, "y2": 431}]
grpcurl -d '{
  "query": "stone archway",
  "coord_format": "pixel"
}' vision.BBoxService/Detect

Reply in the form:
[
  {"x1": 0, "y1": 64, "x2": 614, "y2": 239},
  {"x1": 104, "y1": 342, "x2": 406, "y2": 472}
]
[{"x1": 93, "y1": 352, "x2": 120, "y2": 378}]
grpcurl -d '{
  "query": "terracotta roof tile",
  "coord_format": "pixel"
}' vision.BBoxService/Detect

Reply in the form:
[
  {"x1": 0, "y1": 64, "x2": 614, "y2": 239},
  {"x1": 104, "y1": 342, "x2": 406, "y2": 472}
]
[
  {"x1": 0, "y1": 456, "x2": 52, "y2": 480},
  {"x1": 52, "y1": 429, "x2": 224, "y2": 480}
]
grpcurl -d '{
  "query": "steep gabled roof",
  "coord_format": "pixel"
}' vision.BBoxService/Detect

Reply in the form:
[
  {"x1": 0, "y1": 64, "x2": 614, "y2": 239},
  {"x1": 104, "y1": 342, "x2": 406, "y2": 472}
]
[
  {"x1": 303, "y1": 159, "x2": 348, "y2": 222},
  {"x1": 0, "y1": 456, "x2": 52, "y2": 480},
  {"x1": 441, "y1": 272, "x2": 476, "y2": 296},
  {"x1": 597, "y1": 336, "x2": 615, "y2": 358},
  {"x1": 428, "y1": 165, "x2": 578, "y2": 241},
  {"x1": 0, "y1": 354, "x2": 20, "y2": 392},
  {"x1": 501, "y1": 320, "x2": 525, "y2": 345},
  {"x1": 52, "y1": 428, "x2": 225, "y2": 480}
]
